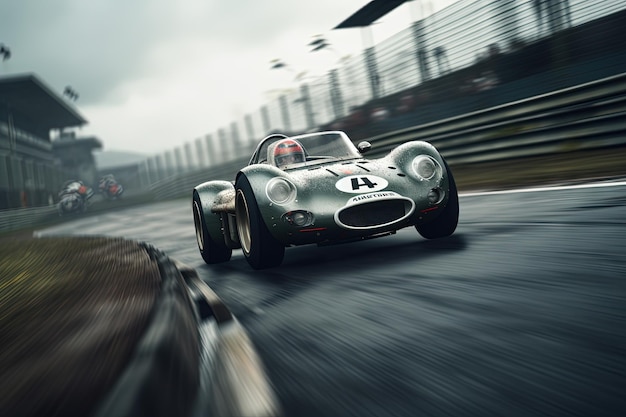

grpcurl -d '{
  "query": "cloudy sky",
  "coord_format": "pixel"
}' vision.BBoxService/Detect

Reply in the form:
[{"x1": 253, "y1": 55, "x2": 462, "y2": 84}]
[{"x1": 1, "y1": 0, "x2": 456, "y2": 155}]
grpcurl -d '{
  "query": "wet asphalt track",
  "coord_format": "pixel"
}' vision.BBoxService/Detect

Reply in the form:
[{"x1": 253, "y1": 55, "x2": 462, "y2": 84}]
[{"x1": 36, "y1": 181, "x2": 626, "y2": 417}]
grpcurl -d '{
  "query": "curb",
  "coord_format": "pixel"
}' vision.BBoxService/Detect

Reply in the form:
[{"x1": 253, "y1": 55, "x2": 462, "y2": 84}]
[{"x1": 92, "y1": 242, "x2": 281, "y2": 417}]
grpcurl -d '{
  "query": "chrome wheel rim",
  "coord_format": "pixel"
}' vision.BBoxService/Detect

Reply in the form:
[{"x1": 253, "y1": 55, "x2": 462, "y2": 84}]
[
  {"x1": 193, "y1": 200, "x2": 205, "y2": 251},
  {"x1": 235, "y1": 190, "x2": 252, "y2": 255}
]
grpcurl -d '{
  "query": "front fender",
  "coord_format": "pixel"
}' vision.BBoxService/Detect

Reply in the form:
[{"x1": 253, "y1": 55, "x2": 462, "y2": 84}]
[
  {"x1": 237, "y1": 165, "x2": 295, "y2": 219},
  {"x1": 384, "y1": 140, "x2": 445, "y2": 167},
  {"x1": 236, "y1": 165, "x2": 297, "y2": 243},
  {"x1": 194, "y1": 180, "x2": 234, "y2": 245},
  {"x1": 237, "y1": 165, "x2": 286, "y2": 198},
  {"x1": 383, "y1": 140, "x2": 452, "y2": 200}
]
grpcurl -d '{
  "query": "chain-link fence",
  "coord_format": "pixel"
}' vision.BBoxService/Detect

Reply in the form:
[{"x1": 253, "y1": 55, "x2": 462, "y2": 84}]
[{"x1": 136, "y1": 0, "x2": 626, "y2": 184}]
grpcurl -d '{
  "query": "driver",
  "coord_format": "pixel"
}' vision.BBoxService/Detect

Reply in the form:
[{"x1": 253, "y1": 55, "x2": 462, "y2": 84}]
[{"x1": 273, "y1": 139, "x2": 305, "y2": 168}]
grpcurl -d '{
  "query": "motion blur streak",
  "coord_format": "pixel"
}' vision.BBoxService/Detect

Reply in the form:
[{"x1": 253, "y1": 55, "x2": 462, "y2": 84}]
[
  {"x1": 35, "y1": 181, "x2": 626, "y2": 417},
  {"x1": 461, "y1": 180, "x2": 626, "y2": 196},
  {"x1": 210, "y1": 322, "x2": 282, "y2": 417}
]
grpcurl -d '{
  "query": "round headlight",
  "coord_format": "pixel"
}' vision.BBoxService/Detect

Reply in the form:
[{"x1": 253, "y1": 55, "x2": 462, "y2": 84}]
[
  {"x1": 266, "y1": 178, "x2": 296, "y2": 205},
  {"x1": 412, "y1": 156, "x2": 439, "y2": 180},
  {"x1": 292, "y1": 212, "x2": 308, "y2": 225},
  {"x1": 427, "y1": 188, "x2": 443, "y2": 204},
  {"x1": 283, "y1": 210, "x2": 314, "y2": 227}
]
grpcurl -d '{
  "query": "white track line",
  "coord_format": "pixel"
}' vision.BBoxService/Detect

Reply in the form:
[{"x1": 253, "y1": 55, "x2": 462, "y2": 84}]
[{"x1": 460, "y1": 179, "x2": 626, "y2": 197}]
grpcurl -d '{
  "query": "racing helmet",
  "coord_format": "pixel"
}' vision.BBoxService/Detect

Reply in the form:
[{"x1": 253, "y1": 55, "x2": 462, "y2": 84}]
[{"x1": 273, "y1": 139, "x2": 305, "y2": 167}]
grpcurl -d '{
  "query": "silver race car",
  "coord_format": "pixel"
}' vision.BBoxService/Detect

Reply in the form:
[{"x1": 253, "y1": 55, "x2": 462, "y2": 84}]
[{"x1": 193, "y1": 131, "x2": 459, "y2": 269}]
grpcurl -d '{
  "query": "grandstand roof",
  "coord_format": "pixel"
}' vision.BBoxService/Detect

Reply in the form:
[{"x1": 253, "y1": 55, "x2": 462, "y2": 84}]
[
  {"x1": 334, "y1": 0, "x2": 407, "y2": 29},
  {"x1": 0, "y1": 73, "x2": 87, "y2": 129}
]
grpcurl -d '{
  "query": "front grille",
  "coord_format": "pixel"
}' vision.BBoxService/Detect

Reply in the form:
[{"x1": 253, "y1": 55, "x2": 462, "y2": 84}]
[{"x1": 337, "y1": 199, "x2": 410, "y2": 228}]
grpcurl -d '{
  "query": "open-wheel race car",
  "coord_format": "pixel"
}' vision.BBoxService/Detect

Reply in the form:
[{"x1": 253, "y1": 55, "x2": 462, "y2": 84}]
[{"x1": 192, "y1": 131, "x2": 459, "y2": 270}]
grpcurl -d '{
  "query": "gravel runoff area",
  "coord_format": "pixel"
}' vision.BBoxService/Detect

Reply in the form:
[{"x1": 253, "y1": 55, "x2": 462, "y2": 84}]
[
  {"x1": 0, "y1": 147, "x2": 624, "y2": 416},
  {"x1": 0, "y1": 237, "x2": 162, "y2": 417}
]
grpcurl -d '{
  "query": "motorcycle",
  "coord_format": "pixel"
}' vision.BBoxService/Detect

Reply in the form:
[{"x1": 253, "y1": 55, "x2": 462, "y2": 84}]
[
  {"x1": 57, "y1": 180, "x2": 94, "y2": 216},
  {"x1": 98, "y1": 175, "x2": 124, "y2": 200}
]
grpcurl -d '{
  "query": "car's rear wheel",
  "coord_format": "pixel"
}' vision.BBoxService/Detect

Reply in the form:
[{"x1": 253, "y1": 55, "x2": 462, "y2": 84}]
[
  {"x1": 193, "y1": 190, "x2": 232, "y2": 264},
  {"x1": 235, "y1": 175, "x2": 285, "y2": 269},
  {"x1": 416, "y1": 158, "x2": 459, "y2": 239}
]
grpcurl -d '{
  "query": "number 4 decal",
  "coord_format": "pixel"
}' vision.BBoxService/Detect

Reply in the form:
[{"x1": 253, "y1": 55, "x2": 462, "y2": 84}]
[
  {"x1": 351, "y1": 177, "x2": 378, "y2": 190},
  {"x1": 335, "y1": 175, "x2": 388, "y2": 194}
]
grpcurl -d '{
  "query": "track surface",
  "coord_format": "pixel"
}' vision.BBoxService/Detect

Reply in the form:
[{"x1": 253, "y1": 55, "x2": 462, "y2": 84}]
[{"x1": 36, "y1": 181, "x2": 626, "y2": 417}]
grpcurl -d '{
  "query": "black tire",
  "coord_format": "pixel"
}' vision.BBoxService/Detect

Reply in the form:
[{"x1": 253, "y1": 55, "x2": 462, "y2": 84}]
[
  {"x1": 416, "y1": 158, "x2": 459, "y2": 239},
  {"x1": 235, "y1": 175, "x2": 285, "y2": 269},
  {"x1": 193, "y1": 190, "x2": 232, "y2": 264}
]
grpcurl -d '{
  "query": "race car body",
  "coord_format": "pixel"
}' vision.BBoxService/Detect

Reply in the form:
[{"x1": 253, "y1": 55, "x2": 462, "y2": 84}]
[{"x1": 193, "y1": 131, "x2": 458, "y2": 269}]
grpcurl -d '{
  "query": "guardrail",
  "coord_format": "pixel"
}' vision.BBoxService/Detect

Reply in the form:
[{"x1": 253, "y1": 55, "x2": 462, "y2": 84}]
[
  {"x1": 0, "y1": 205, "x2": 57, "y2": 233},
  {"x1": 148, "y1": 72, "x2": 626, "y2": 200},
  {"x1": 0, "y1": 193, "x2": 158, "y2": 234},
  {"x1": 148, "y1": 161, "x2": 246, "y2": 201},
  {"x1": 367, "y1": 72, "x2": 626, "y2": 162}
]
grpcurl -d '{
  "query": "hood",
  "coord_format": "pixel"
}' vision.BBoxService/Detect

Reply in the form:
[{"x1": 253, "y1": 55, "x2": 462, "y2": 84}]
[{"x1": 284, "y1": 158, "x2": 419, "y2": 205}]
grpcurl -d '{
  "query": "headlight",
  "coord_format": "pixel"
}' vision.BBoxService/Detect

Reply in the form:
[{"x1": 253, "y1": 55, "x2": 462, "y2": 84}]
[
  {"x1": 282, "y1": 210, "x2": 314, "y2": 227},
  {"x1": 412, "y1": 156, "x2": 440, "y2": 180},
  {"x1": 427, "y1": 188, "x2": 444, "y2": 204},
  {"x1": 266, "y1": 177, "x2": 296, "y2": 205}
]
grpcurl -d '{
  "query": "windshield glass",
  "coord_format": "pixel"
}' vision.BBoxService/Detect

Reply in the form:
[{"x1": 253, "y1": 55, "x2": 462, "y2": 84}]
[{"x1": 252, "y1": 131, "x2": 361, "y2": 168}]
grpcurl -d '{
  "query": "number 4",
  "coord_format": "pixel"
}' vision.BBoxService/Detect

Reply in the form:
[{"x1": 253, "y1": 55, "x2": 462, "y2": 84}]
[{"x1": 351, "y1": 177, "x2": 378, "y2": 190}]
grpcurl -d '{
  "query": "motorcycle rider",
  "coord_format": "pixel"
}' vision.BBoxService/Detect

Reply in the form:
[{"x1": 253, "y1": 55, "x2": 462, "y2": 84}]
[
  {"x1": 98, "y1": 174, "x2": 123, "y2": 198},
  {"x1": 59, "y1": 180, "x2": 93, "y2": 199},
  {"x1": 57, "y1": 180, "x2": 93, "y2": 215}
]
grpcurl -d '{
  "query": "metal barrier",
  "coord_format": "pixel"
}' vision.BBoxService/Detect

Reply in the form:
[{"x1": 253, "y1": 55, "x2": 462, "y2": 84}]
[
  {"x1": 0, "y1": 205, "x2": 57, "y2": 233},
  {"x1": 148, "y1": 159, "x2": 246, "y2": 201},
  {"x1": 367, "y1": 72, "x2": 626, "y2": 162},
  {"x1": 148, "y1": 72, "x2": 626, "y2": 200}
]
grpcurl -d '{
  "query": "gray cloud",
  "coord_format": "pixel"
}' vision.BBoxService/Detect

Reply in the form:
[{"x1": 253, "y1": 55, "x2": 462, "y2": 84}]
[{"x1": 1, "y1": 0, "x2": 389, "y2": 152}]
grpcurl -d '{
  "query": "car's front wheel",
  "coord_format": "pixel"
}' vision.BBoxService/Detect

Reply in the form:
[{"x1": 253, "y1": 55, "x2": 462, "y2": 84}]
[
  {"x1": 193, "y1": 190, "x2": 232, "y2": 264},
  {"x1": 416, "y1": 158, "x2": 459, "y2": 239},
  {"x1": 235, "y1": 175, "x2": 285, "y2": 269}
]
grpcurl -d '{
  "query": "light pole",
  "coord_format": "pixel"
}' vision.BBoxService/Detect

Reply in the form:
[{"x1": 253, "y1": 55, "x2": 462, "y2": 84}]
[
  {"x1": 308, "y1": 36, "x2": 332, "y2": 53},
  {"x1": 63, "y1": 86, "x2": 79, "y2": 101},
  {"x1": 308, "y1": 36, "x2": 347, "y2": 119},
  {"x1": 269, "y1": 59, "x2": 305, "y2": 133},
  {"x1": 307, "y1": 35, "x2": 346, "y2": 59},
  {"x1": 0, "y1": 43, "x2": 10, "y2": 61}
]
